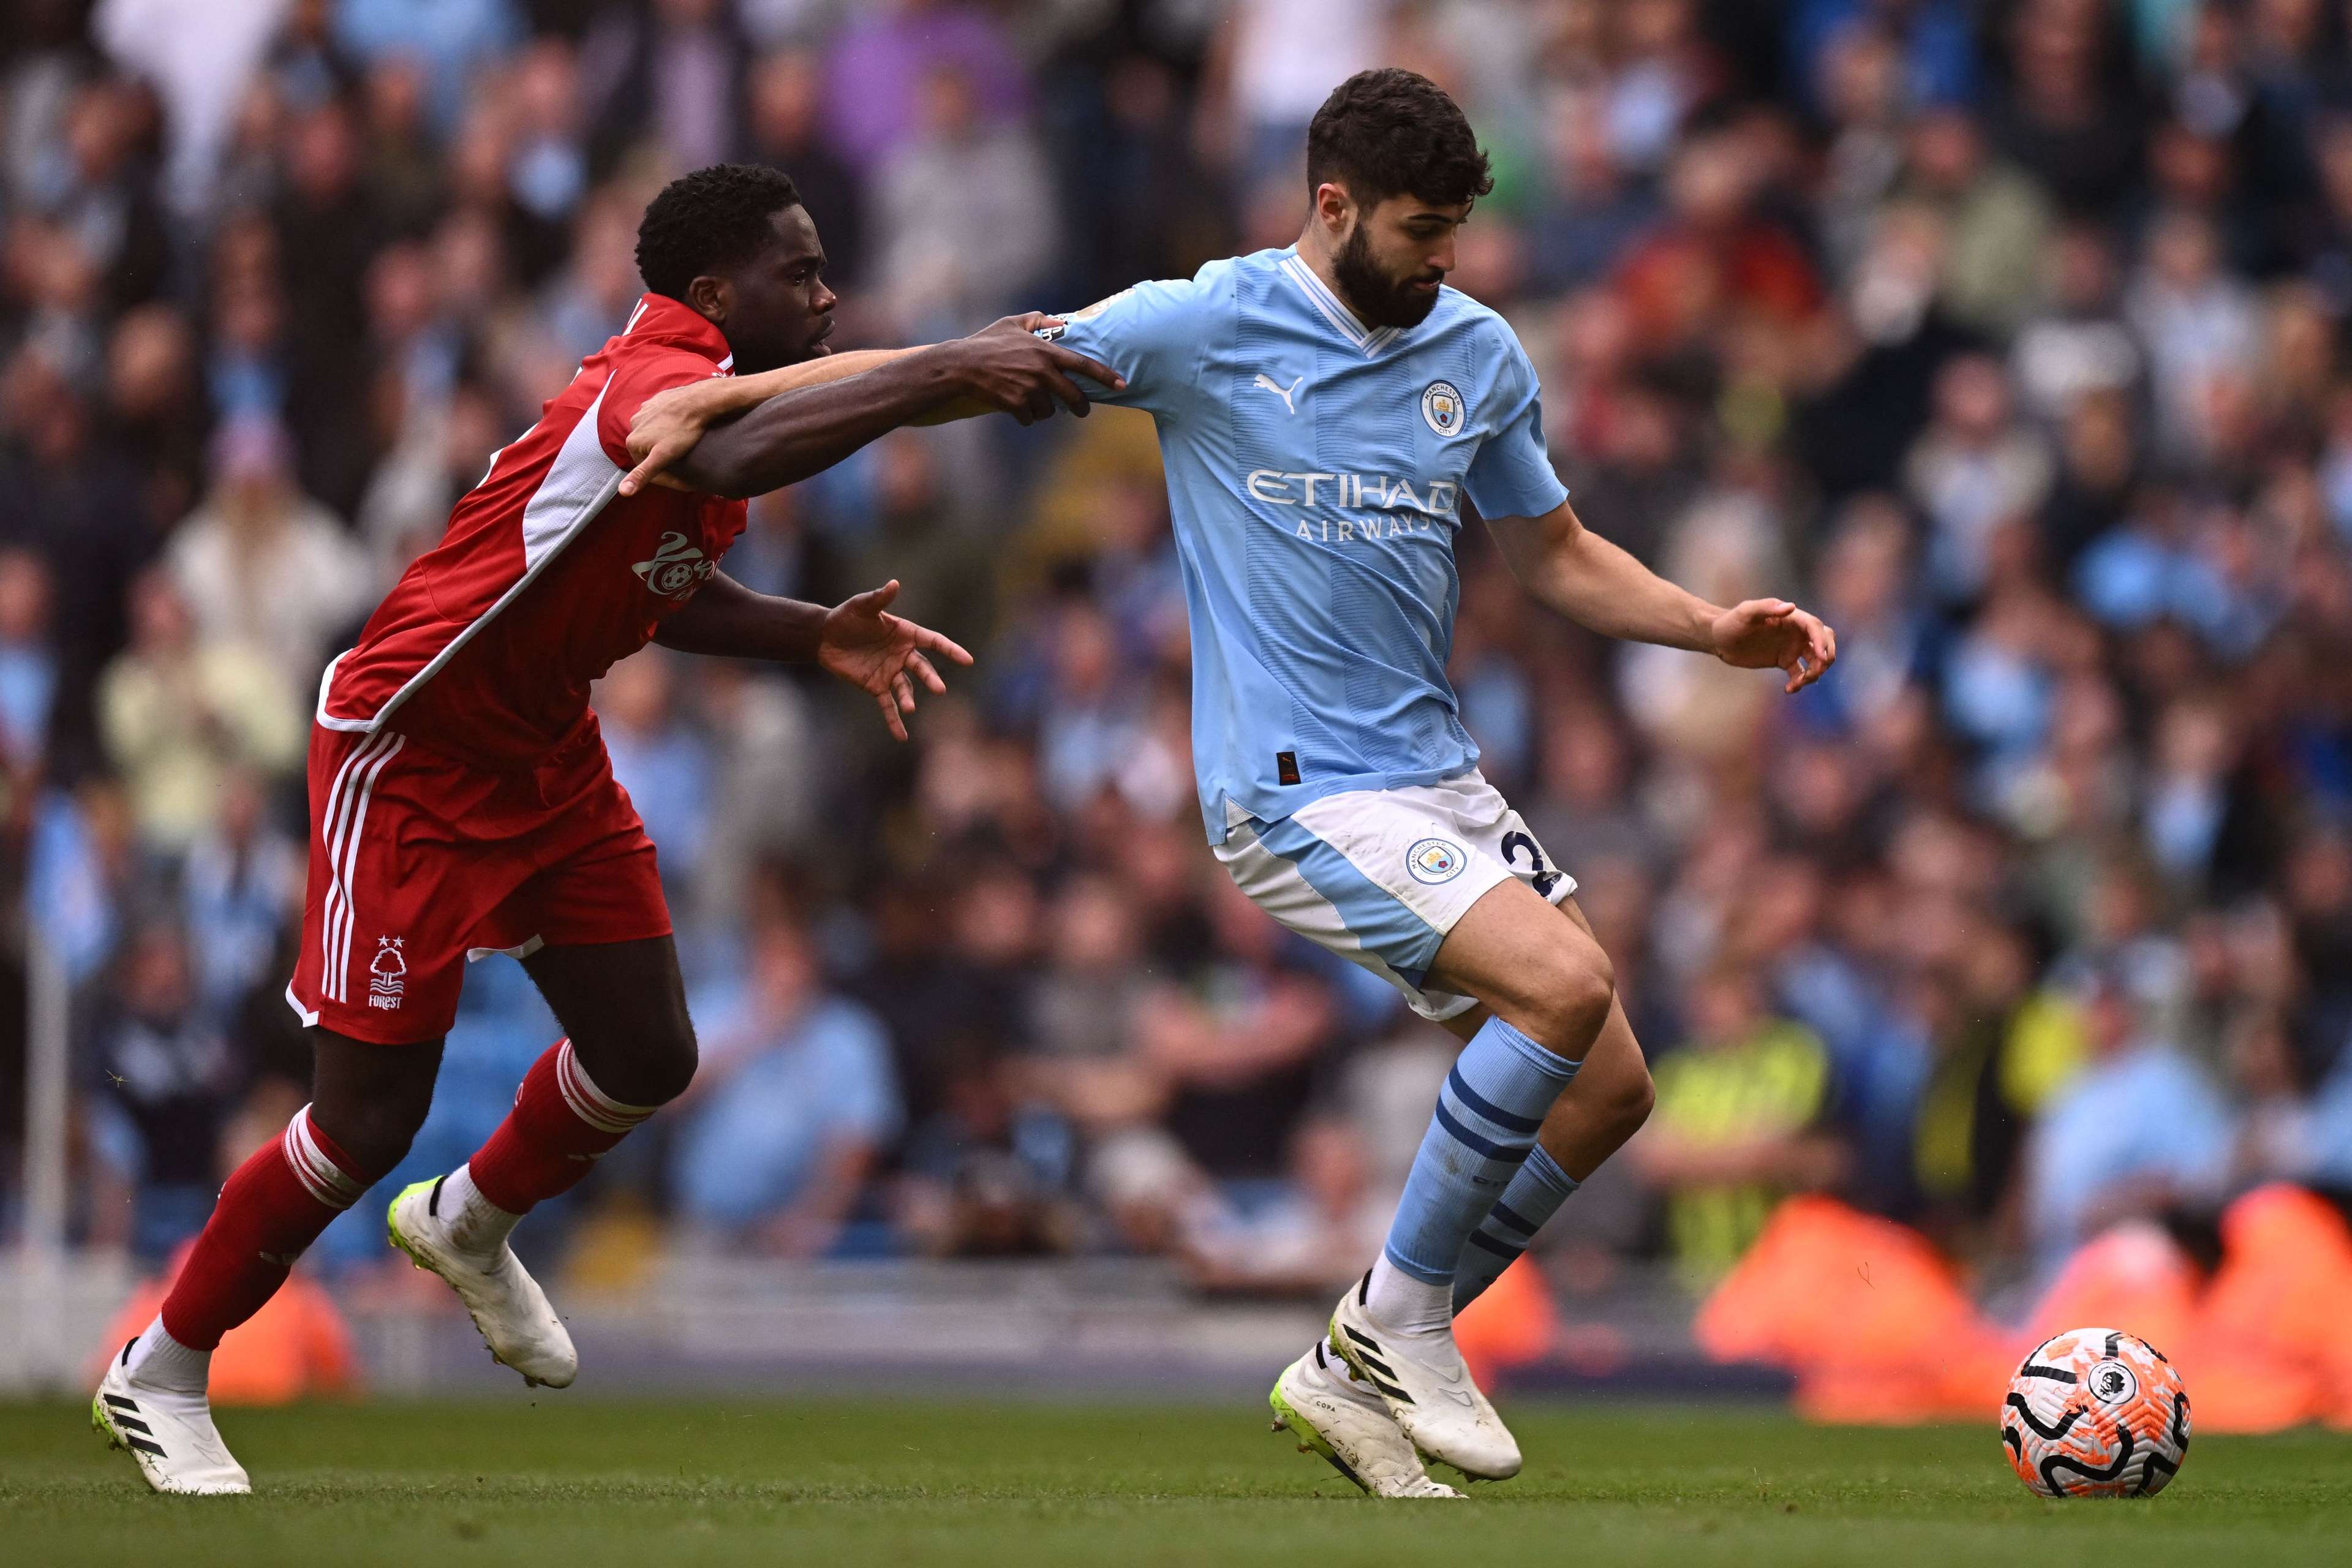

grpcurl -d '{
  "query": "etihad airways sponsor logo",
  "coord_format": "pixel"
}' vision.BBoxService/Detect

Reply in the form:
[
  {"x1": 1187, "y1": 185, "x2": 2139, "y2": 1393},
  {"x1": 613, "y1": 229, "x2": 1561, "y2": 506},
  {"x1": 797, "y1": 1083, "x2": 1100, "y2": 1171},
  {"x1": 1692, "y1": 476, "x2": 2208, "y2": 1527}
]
[{"x1": 1244, "y1": 469, "x2": 1459, "y2": 516}]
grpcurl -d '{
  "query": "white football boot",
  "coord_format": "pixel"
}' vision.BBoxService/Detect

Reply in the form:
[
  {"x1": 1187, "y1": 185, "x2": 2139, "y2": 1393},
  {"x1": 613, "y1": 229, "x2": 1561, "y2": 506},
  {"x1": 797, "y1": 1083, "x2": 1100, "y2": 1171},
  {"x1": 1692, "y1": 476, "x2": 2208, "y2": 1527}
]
[
  {"x1": 91, "y1": 1337, "x2": 251, "y2": 1496},
  {"x1": 388, "y1": 1175, "x2": 577, "y2": 1388},
  {"x1": 1326, "y1": 1272, "x2": 1521, "y2": 1481},
  {"x1": 1270, "y1": 1339, "x2": 1463, "y2": 1498}
]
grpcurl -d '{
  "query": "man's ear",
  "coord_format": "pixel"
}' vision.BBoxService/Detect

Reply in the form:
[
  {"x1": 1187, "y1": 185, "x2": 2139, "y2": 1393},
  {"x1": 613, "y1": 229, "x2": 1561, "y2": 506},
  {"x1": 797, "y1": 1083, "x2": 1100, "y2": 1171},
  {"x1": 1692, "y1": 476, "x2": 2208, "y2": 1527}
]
[
  {"x1": 686, "y1": 274, "x2": 729, "y2": 326},
  {"x1": 1313, "y1": 181, "x2": 1355, "y2": 241}
]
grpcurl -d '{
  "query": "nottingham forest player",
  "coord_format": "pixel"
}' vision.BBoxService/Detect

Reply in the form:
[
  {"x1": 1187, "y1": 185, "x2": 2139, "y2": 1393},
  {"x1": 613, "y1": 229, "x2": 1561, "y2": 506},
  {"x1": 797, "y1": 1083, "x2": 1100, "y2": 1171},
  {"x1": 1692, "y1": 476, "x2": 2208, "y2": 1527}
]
[{"x1": 92, "y1": 164, "x2": 1121, "y2": 1495}]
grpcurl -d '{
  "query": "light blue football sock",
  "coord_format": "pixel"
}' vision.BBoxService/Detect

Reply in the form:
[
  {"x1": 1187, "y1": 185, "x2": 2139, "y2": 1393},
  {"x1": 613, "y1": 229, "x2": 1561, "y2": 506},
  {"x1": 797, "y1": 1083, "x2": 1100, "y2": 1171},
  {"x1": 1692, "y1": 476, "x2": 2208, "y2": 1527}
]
[
  {"x1": 1453, "y1": 1144, "x2": 1580, "y2": 1312},
  {"x1": 1380, "y1": 1016, "x2": 1578, "y2": 1292}
]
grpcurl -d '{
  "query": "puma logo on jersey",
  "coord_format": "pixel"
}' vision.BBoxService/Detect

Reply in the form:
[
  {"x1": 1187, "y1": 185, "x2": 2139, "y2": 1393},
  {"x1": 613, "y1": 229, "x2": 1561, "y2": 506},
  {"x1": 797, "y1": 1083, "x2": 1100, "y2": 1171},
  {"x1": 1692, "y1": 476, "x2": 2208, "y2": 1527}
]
[
  {"x1": 1253, "y1": 372, "x2": 1305, "y2": 414},
  {"x1": 633, "y1": 532, "x2": 716, "y2": 598}
]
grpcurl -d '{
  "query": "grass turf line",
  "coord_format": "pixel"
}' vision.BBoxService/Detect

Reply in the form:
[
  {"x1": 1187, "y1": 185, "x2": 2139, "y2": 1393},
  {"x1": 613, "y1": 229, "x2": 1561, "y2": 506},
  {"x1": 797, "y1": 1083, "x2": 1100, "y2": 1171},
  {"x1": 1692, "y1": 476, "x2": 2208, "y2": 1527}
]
[{"x1": 6, "y1": 1398, "x2": 2351, "y2": 1567}]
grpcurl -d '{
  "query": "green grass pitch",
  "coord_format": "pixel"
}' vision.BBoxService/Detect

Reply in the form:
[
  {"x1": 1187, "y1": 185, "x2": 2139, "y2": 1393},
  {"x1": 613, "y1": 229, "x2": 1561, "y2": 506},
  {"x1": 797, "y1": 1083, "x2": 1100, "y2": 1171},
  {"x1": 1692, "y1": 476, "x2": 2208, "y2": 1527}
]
[{"x1": 6, "y1": 1396, "x2": 2351, "y2": 1566}]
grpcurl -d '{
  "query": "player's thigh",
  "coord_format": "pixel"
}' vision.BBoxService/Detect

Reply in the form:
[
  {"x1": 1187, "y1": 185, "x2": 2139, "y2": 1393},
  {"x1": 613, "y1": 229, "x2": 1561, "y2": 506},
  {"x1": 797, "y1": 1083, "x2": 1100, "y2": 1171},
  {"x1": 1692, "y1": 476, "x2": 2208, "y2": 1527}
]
[
  {"x1": 519, "y1": 935, "x2": 696, "y2": 1106},
  {"x1": 308, "y1": 1027, "x2": 447, "y2": 1175},
  {"x1": 493, "y1": 774, "x2": 692, "y2": 1104},
  {"x1": 1423, "y1": 874, "x2": 1616, "y2": 1054}
]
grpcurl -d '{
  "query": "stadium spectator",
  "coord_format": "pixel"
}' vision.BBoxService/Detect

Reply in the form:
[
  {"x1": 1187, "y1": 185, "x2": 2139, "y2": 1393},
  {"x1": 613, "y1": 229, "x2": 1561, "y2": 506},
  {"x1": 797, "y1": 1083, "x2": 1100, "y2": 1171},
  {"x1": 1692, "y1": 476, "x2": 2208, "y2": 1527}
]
[
  {"x1": 164, "y1": 417, "x2": 374, "y2": 690},
  {"x1": 596, "y1": 647, "x2": 715, "y2": 909},
  {"x1": 98, "y1": 572, "x2": 302, "y2": 853},
  {"x1": 1634, "y1": 960, "x2": 1850, "y2": 1289},
  {"x1": 873, "y1": 61, "x2": 1056, "y2": 334},
  {"x1": 894, "y1": 1047, "x2": 1079, "y2": 1258},
  {"x1": 85, "y1": 920, "x2": 241, "y2": 1259},
  {"x1": 670, "y1": 913, "x2": 903, "y2": 1256},
  {"x1": 0, "y1": 547, "x2": 59, "y2": 775},
  {"x1": 2020, "y1": 967, "x2": 2234, "y2": 1273}
]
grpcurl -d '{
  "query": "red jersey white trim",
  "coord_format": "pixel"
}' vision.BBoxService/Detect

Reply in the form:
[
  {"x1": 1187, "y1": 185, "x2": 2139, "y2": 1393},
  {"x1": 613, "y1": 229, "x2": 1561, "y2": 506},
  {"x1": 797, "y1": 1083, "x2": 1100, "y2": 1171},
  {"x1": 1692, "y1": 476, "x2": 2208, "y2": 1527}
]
[
  {"x1": 317, "y1": 295, "x2": 746, "y2": 765},
  {"x1": 320, "y1": 374, "x2": 627, "y2": 736}
]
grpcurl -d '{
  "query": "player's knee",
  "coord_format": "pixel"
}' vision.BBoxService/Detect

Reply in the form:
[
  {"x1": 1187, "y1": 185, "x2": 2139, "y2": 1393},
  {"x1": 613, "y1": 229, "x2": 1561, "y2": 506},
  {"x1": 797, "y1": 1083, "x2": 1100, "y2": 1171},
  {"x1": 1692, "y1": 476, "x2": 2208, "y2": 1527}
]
[
  {"x1": 636, "y1": 1027, "x2": 698, "y2": 1106},
  {"x1": 1525, "y1": 941, "x2": 1615, "y2": 1049},
  {"x1": 312, "y1": 1096, "x2": 428, "y2": 1178},
  {"x1": 574, "y1": 1023, "x2": 697, "y2": 1109},
  {"x1": 1606, "y1": 1062, "x2": 1656, "y2": 1142}
]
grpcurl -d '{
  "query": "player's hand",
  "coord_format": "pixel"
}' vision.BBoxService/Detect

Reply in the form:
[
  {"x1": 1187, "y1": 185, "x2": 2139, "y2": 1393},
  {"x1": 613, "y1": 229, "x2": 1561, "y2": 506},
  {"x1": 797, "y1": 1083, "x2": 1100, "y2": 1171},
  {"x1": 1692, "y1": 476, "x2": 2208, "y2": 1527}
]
[
  {"x1": 947, "y1": 316, "x2": 1125, "y2": 425},
  {"x1": 815, "y1": 579, "x2": 975, "y2": 742},
  {"x1": 620, "y1": 379, "x2": 740, "y2": 497},
  {"x1": 1708, "y1": 598, "x2": 1838, "y2": 693}
]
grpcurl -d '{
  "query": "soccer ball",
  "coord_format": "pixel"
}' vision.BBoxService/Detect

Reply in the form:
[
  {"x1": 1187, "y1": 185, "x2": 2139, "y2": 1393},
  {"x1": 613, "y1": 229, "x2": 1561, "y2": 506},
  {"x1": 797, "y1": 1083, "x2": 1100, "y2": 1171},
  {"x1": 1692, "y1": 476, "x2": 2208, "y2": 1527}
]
[{"x1": 2001, "y1": 1327, "x2": 2190, "y2": 1498}]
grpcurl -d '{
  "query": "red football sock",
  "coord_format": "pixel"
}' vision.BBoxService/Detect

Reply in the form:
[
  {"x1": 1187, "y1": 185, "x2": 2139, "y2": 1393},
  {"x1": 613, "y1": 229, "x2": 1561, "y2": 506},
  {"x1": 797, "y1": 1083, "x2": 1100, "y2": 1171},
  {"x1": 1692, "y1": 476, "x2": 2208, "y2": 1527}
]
[
  {"x1": 465, "y1": 1039, "x2": 657, "y2": 1214},
  {"x1": 158, "y1": 1105, "x2": 373, "y2": 1351}
]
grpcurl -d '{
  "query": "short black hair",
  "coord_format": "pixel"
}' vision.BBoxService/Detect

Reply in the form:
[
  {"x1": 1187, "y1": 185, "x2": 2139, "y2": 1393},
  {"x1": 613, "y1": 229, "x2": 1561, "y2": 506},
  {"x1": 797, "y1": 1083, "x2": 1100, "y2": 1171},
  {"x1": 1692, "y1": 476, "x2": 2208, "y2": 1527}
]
[
  {"x1": 1306, "y1": 69, "x2": 1493, "y2": 209},
  {"x1": 635, "y1": 163, "x2": 802, "y2": 301}
]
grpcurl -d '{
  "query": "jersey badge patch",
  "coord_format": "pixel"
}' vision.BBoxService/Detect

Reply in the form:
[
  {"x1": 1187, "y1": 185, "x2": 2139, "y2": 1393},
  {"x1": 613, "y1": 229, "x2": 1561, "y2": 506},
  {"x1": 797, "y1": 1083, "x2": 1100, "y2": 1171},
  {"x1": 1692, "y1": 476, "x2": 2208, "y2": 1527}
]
[
  {"x1": 1420, "y1": 380, "x2": 1465, "y2": 437},
  {"x1": 634, "y1": 531, "x2": 716, "y2": 598},
  {"x1": 1408, "y1": 839, "x2": 1467, "y2": 884}
]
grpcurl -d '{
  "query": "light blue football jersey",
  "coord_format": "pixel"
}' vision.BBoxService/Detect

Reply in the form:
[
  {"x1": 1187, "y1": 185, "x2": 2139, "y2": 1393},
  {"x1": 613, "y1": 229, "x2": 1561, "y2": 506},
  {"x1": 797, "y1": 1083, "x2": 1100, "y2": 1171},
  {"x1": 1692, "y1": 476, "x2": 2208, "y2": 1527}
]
[{"x1": 1049, "y1": 246, "x2": 1569, "y2": 842}]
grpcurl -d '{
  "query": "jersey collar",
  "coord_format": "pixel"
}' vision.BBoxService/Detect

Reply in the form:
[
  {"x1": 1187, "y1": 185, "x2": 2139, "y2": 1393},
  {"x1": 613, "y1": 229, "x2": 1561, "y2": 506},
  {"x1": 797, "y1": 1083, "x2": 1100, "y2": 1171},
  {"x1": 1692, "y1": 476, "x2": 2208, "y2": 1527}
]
[
  {"x1": 1278, "y1": 249, "x2": 1403, "y2": 358},
  {"x1": 619, "y1": 293, "x2": 736, "y2": 371}
]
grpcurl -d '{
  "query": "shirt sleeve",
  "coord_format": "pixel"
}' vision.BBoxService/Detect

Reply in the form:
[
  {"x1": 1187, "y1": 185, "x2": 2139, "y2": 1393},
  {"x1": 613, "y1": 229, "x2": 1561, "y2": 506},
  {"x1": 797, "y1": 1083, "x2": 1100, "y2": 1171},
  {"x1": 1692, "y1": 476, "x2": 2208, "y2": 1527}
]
[
  {"x1": 594, "y1": 347, "x2": 728, "y2": 470},
  {"x1": 1040, "y1": 267, "x2": 1225, "y2": 419},
  {"x1": 1462, "y1": 326, "x2": 1569, "y2": 522}
]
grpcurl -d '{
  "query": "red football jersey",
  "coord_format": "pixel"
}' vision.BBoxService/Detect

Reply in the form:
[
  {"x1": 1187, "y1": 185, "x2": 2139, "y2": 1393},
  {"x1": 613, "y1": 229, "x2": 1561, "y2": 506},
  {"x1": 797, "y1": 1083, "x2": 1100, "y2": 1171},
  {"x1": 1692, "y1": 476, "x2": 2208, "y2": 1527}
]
[{"x1": 319, "y1": 293, "x2": 748, "y2": 765}]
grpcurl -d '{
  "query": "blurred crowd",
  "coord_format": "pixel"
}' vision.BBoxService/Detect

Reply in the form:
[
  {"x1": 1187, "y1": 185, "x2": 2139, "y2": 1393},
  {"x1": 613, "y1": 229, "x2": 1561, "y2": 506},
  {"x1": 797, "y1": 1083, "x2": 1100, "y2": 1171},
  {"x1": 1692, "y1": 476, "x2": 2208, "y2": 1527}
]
[{"x1": 9, "y1": 0, "x2": 2352, "y2": 1308}]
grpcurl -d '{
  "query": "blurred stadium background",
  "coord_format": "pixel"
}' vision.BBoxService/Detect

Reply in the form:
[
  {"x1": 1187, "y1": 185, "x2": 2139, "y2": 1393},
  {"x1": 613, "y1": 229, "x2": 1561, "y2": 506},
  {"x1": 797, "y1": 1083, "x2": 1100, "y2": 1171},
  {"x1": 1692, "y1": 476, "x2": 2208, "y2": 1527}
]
[{"x1": 7, "y1": 0, "x2": 2352, "y2": 1433}]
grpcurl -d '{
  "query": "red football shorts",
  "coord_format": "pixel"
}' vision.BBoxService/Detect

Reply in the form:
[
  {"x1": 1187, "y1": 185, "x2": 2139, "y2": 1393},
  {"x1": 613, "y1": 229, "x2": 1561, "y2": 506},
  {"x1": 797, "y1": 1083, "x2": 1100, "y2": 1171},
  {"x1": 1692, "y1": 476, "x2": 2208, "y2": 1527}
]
[{"x1": 285, "y1": 722, "x2": 671, "y2": 1044}]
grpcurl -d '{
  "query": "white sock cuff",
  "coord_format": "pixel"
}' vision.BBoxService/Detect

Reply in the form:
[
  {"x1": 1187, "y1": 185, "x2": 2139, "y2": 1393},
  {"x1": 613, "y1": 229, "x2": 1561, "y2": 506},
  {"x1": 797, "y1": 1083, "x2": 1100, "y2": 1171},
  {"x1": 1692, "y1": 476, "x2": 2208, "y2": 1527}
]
[
  {"x1": 437, "y1": 1163, "x2": 522, "y2": 1256},
  {"x1": 281, "y1": 1104, "x2": 364, "y2": 1210},
  {"x1": 554, "y1": 1040, "x2": 658, "y2": 1134},
  {"x1": 126, "y1": 1314, "x2": 210, "y2": 1393},
  {"x1": 1365, "y1": 1253, "x2": 1455, "y2": 1334}
]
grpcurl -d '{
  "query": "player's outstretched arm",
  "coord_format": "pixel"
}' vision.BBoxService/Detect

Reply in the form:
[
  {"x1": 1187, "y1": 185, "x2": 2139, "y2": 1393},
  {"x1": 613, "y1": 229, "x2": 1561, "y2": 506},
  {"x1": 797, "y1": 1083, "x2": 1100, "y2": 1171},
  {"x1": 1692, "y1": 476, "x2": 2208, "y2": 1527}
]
[
  {"x1": 652, "y1": 573, "x2": 973, "y2": 741},
  {"x1": 619, "y1": 348, "x2": 919, "y2": 496},
  {"x1": 625, "y1": 317, "x2": 1121, "y2": 499},
  {"x1": 1487, "y1": 500, "x2": 1837, "y2": 693}
]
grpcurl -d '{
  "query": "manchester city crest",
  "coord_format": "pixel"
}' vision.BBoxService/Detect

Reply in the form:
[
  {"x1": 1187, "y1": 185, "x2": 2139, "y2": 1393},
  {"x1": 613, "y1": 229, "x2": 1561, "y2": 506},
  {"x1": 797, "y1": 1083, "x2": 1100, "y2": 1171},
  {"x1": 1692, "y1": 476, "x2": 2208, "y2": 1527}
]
[
  {"x1": 1408, "y1": 838, "x2": 1466, "y2": 884},
  {"x1": 1420, "y1": 380, "x2": 1464, "y2": 437}
]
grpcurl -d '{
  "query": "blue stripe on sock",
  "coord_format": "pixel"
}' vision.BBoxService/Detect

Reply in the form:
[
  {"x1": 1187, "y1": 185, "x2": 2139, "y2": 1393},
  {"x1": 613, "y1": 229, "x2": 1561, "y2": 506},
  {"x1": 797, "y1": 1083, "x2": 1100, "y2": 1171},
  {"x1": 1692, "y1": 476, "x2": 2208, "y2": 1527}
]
[
  {"x1": 1488, "y1": 1200, "x2": 1540, "y2": 1237},
  {"x1": 1464, "y1": 1230, "x2": 1526, "y2": 1261},
  {"x1": 1445, "y1": 1065, "x2": 1545, "y2": 1136},
  {"x1": 1431, "y1": 1098, "x2": 1526, "y2": 1163}
]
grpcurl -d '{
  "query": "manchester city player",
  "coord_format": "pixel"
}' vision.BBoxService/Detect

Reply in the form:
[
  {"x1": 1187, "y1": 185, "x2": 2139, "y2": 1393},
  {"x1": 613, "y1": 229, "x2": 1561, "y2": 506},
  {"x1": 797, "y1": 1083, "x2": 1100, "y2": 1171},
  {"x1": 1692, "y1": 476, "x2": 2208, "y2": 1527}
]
[
  {"x1": 1037, "y1": 68, "x2": 1834, "y2": 1496},
  {"x1": 621, "y1": 68, "x2": 1834, "y2": 1498}
]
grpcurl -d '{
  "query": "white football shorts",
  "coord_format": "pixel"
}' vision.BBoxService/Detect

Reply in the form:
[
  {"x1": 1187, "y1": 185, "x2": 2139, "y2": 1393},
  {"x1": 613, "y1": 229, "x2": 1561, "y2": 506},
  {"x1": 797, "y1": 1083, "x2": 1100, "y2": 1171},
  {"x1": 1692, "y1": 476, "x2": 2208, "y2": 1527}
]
[{"x1": 1213, "y1": 769, "x2": 1575, "y2": 1023}]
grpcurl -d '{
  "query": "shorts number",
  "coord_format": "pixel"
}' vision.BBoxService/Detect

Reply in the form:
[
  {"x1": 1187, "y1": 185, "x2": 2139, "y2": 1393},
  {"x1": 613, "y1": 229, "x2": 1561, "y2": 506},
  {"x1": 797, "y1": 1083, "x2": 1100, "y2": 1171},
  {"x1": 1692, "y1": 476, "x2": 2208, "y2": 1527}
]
[{"x1": 1501, "y1": 831, "x2": 1562, "y2": 899}]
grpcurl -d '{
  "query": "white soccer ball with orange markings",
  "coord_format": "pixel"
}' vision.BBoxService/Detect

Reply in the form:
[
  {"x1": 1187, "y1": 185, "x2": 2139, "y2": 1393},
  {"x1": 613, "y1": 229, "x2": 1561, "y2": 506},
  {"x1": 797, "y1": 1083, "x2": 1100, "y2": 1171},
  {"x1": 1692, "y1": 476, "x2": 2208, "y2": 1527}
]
[{"x1": 2002, "y1": 1327, "x2": 2190, "y2": 1498}]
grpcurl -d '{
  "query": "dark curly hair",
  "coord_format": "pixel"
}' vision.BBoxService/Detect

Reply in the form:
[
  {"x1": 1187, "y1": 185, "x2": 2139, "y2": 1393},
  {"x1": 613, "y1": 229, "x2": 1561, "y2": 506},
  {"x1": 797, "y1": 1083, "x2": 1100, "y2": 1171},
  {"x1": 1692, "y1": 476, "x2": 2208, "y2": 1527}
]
[
  {"x1": 635, "y1": 164, "x2": 803, "y2": 301},
  {"x1": 1305, "y1": 69, "x2": 1493, "y2": 209}
]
